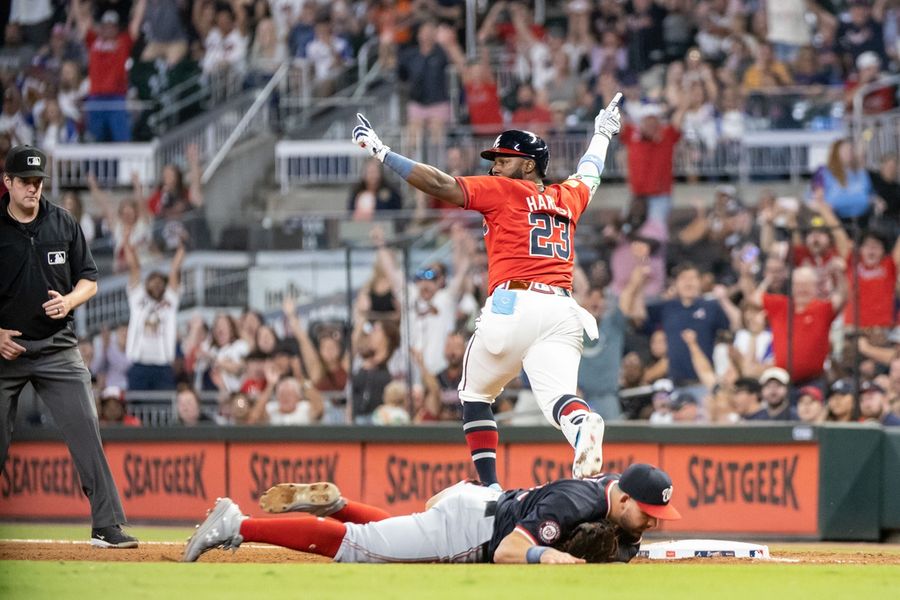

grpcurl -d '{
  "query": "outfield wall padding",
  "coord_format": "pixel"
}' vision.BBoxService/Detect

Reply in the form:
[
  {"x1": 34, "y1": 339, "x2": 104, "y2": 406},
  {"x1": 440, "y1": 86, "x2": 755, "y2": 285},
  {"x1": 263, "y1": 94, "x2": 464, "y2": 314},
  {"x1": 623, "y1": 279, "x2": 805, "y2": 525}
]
[{"x1": 1, "y1": 424, "x2": 895, "y2": 540}]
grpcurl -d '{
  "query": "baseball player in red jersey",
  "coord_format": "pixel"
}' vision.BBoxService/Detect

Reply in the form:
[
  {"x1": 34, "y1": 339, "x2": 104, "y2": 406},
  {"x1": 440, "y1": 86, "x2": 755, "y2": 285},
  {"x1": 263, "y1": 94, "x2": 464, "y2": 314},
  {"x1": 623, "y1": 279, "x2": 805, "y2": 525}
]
[{"x1": 353, "y1": 94, "x2": 623, "y2": 488}]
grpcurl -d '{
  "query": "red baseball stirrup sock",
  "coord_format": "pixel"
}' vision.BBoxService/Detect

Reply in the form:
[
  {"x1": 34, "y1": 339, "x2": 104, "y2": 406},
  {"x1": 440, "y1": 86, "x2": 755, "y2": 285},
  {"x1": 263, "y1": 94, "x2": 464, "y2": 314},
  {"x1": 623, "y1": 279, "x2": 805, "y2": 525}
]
[
  {"x1": 239, "y1": 517, "x2": 346, "y2": 558},
  {"x1": 330, "y1": 500, "x2": 391, "y2": 524}
]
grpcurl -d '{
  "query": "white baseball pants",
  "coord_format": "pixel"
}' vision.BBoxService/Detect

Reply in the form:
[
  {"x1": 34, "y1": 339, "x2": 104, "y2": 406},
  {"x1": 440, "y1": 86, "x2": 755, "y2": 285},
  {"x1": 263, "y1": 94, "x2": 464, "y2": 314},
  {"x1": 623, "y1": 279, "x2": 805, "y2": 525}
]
[
  {"x1": 334, "y1": 483, "x2": 500, "y2": 563},
  {"x1": 458, "y1": 289, "x2": 597, "y2": 427}
]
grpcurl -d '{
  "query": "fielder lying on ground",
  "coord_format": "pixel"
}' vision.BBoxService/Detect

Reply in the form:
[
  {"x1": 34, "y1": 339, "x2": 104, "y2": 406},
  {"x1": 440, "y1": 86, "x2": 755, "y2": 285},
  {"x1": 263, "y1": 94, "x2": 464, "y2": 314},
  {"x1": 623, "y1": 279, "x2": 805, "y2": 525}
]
[{"x1": 182, "y1": 463, "x2": 681, "y2": 564}]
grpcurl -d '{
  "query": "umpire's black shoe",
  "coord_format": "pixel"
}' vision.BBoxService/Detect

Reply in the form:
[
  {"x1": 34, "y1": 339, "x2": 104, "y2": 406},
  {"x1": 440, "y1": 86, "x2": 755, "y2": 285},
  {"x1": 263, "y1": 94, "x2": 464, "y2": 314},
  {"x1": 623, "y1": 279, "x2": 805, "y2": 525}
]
[{"x1": 91, "y1": 525, "x2": 139, "y2": 549}]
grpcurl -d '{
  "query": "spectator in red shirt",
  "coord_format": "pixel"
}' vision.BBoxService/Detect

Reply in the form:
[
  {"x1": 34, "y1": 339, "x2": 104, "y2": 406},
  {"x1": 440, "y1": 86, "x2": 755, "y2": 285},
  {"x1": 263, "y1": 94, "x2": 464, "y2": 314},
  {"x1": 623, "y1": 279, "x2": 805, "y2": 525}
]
[
  {"x1": 439, "y1": 30, "x2": 504, "y2": 135},
  {"x1": 510, "y1": 82, "x2": 553, "y2": 138},
  {"x1": 619, "y1": 102, "x2": 684, "y2": 224},
  {"x1": 743, "y1": 263, "x2": 848, "y2": 386},
  {"x1": 842, "y1": 231, "x2": 900, "y2": 330},
  {"x1": 72, "y1": 2, "x2": 141, "y2": 141}
]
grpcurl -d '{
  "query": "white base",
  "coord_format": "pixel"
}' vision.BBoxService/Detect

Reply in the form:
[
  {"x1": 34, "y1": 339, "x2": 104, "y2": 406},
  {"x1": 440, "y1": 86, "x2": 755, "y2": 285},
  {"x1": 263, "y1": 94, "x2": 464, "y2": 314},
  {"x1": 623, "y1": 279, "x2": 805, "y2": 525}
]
[{"x1": 638, "y1": 539, "x2": 770, "y2": 560}]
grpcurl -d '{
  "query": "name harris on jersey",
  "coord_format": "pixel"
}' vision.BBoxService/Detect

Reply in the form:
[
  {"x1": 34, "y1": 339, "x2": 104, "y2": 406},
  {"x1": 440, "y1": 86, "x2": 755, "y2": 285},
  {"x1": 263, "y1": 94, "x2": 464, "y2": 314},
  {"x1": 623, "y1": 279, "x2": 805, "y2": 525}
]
[{"x1": 525, "y1": 193, "x2": 571, "y2": 219}]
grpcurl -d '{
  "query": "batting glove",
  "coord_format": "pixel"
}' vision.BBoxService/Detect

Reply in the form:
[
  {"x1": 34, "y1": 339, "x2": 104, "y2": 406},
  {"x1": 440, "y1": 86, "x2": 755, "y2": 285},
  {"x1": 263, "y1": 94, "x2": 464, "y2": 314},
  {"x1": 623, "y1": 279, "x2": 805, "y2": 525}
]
[
  {"x1": 594, "y1": 106, "x2": 621, "y2": 140},
  {"x1": 353, "y1": 113, "x2": 390, "y2": 162}
]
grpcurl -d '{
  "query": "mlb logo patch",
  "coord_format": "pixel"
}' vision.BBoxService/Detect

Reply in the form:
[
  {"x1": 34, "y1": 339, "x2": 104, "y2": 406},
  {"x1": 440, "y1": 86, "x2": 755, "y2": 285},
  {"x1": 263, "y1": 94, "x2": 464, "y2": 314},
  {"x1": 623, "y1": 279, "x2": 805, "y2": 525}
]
[
  {"x1": 47, "y1": 251, "x2": 66, "y2": 265},
  {"x1": 27, "y1": 156, "x2": 41, "y2": 166}
]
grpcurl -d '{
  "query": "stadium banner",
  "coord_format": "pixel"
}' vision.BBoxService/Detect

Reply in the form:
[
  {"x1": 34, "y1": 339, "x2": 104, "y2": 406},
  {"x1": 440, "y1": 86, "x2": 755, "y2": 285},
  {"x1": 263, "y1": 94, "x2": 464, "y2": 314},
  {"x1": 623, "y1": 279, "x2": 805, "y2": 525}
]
[
  {"x1": 227, "y1": 442, "x2": 363, "y2": 518},
  {"x1": 361, "y1": 443, "x2": 478, "y2": 514},
  {"x1": 660, "y1": 444, "x2": 819, "y2": 535},
  {"x1": 104, "y1": 441, "x2": 228, "y2": 520},
  {"x1": 503, "y1": 443, "x2": 660, "y2": 489},
  {"x1": 0, "y1": 441, "x2": 91, "y2": 518}
]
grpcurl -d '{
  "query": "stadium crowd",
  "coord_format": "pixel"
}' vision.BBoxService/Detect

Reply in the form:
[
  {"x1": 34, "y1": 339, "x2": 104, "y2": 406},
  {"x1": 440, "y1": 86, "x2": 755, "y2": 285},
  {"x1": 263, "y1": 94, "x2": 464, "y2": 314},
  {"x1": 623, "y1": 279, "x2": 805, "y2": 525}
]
[{"x1": 1, "y1": 1, "x2": 899, "y2": 428}]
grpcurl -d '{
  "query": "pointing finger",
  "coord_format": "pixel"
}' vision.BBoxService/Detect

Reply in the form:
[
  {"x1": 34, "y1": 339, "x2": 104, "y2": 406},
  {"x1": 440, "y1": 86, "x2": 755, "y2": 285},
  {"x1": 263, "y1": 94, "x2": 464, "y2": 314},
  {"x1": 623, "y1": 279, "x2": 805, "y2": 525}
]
[
  {"x1": 606, "y1": 92, "x2": 623, "y2": 112},
  {"x1": 357, "y1": 113, "x2": 372, "y2": 129}
]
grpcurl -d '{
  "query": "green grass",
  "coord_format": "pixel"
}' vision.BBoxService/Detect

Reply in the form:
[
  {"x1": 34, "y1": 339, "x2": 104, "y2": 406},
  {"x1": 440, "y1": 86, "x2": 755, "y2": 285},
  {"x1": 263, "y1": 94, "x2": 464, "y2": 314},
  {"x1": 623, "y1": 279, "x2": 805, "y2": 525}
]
[
  {"x1": 1, "y1": 562, "x2": 898, "y2": 600},
  {"x1": 3, "y1": 525, "x2": 899, "y2": 600}
]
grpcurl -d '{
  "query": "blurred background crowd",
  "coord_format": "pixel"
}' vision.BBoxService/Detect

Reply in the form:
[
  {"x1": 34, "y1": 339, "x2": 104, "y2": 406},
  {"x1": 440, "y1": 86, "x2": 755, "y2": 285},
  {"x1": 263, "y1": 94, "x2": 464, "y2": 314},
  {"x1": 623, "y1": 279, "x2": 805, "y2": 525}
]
[{"x1": 2, "y1": 0, "x2": 899, "y2": 429}]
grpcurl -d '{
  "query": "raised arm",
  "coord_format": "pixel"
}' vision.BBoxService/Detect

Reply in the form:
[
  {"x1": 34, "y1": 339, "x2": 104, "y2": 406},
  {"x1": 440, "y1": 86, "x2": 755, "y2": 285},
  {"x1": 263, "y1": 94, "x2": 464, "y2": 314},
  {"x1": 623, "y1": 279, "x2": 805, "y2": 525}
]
[
  {"x1": 302, "y1": 377, "x2": 324, "y2": 423},
  {"x1": 168, "y1": 240, "x2": 186, "y2": 291},
  {"x1": 681, "y1": 329, "x2": 717, "y2": 390},
  {"x1": 247, "y1": 363, "x2": 280, "y2": 425},
  {"x1": 283, "y1": 296, "x2": 324, "y2": 385},
  {"x1": 353, "y1": 114, "x2": 465, "y2": 207},
  {"x1": 186, "y1": 143, "x2": 205, "y2": 208},
  {"x1": 130, "y1": 0, "x2": 147, "y2": 41},
  {"x1": 713, "y1": 285, "x2": 742, "y2": 332},
  {"x1": 70, "y1": 0, "x2": 93, "y2": 40},
  {"x1": 122, "y1": 224, "x2": 142, "y2": 288},
  {"x1": 827, "y1": 256, "x2": 848, "y2": 314},
  {"x1": 677, "y1": 200, "x2": 710, "y2": 245},
  {"x1": 447, "y1": 223, "x2": 473, "y2": 299},
  {"x1": 809, "y1": 190, "x2": 850, "y2": 258},
  {"x1": 859, "y1": 336, "x2": 898, "y2": 365},
  {"x1": 619, "y1": 242, "x2": 651, "y2": 320}
]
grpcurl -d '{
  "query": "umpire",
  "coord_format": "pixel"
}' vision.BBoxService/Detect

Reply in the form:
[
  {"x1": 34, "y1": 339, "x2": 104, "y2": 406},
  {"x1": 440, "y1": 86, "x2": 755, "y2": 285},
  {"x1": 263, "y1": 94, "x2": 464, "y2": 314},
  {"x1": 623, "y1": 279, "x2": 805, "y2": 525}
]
[{"x1": 0, "y1": 145, "x2": 137, "y2": 548}]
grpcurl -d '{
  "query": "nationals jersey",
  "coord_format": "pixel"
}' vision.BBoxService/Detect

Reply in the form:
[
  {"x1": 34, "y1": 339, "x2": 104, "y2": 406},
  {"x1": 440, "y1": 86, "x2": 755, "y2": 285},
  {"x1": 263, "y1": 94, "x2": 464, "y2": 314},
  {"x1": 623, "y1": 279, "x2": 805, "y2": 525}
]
[
  {"x1": 456, "y1": 176, "x2": 592, "y2": 294},
  {"x1": 487, "y1": 475, "x2": 641, "y2": 562}
]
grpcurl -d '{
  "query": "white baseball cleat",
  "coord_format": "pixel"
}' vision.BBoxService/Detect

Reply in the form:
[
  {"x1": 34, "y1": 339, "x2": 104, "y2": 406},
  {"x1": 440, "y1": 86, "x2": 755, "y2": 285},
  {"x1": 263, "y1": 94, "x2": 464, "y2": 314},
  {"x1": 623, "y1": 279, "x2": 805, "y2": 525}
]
[
  {"x1": 259, "y1": 482, "x2": 345, "y2": 516},
  {"x1": 572, "y1": 413, "x2": 605, "y2": 479},
  {"x1": 182, "y1": 498, "x2": 247, "y2": 562}
]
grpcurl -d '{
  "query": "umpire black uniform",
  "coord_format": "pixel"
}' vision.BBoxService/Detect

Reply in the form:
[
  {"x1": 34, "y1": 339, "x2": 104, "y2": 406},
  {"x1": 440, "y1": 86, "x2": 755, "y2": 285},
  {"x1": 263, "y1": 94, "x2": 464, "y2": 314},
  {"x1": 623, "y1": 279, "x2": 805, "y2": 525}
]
[{"x1": 0, "y1": 145, "x2": 137, "y2": 548}]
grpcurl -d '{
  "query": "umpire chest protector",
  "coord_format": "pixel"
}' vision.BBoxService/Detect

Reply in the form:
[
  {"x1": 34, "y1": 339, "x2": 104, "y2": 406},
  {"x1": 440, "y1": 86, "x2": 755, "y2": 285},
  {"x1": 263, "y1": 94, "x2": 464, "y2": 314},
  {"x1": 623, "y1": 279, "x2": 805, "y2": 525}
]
[{"x1": 0, "y1": 194, "x2": 98, "y2": 340}]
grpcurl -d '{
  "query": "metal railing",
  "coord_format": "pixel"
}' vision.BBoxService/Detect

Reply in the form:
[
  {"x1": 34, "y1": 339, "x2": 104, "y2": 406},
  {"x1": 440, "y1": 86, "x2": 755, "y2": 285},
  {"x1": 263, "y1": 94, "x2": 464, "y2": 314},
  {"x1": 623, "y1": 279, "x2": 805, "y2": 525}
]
[
  {"x1": 202, "y1": 62, "x2": 288, "y2": 183},
  {"x1": 51, "y1": 142, "x2": 158, "y2": 196},
  {"x1": 275, "y1": 125, "x2": 845, "y2": 190}
]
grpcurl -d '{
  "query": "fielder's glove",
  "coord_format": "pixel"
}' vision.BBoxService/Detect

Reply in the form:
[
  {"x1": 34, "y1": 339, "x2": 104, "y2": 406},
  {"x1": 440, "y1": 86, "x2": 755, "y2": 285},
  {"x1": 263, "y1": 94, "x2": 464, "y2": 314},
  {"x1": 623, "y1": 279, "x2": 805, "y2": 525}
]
[
  {"x1": 353, "y1": 113, "x2": 390, "y2": 162},
  {"x1": 557, "y1": 521, "x2": 621, "y2": 563}
]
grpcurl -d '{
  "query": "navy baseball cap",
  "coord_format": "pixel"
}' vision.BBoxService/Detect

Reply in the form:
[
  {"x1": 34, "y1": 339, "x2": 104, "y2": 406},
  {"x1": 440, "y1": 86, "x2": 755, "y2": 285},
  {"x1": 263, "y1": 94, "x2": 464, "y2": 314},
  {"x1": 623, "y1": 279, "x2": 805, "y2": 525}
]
[
  {"x1": 619, "y1": 463, "x2": 682, "y2": 520},
  {"x1": 4, "y1": 145, "x2": 49, "y2": 178}
]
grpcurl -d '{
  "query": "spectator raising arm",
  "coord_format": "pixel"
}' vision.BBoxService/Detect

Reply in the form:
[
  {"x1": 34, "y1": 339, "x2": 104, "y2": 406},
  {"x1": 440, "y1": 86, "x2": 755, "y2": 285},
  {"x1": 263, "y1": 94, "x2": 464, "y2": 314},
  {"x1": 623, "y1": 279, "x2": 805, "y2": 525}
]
[
  {"x1": 168, "y1": 239, "x2": 186, "y2": 292},
  {"x1": 186, "y1": 143, "x2": 205, "y2": 208},
  {"x1": 712, "y1": 285, "x2": 742, "y2": 332},
  {"x1": 619, "y1": 242, "x2": 651, "y2": 321},
  {"x1": 809, "y1": 190, "x2": 850, "y2": 259},
  {"x1": 247, "y1": 362, "x2": 280, "y2": 424},
  {"x1": 122, "y1": 223, "x2": 142, "y2": 289},
  {"x1": 681, "y1": 329, "x2": 717, "y2": 391},
  {"x1": 827, "y1": 256, "x2": 848, "y2": 314}
]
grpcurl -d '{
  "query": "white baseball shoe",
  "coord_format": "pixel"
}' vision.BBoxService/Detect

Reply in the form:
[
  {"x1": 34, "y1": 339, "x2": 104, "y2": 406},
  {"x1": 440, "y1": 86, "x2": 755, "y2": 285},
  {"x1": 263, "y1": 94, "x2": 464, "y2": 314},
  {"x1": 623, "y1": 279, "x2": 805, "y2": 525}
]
[
  {"x1": 182, "y1": 498, "x2": 247, "y2": 562},
  {"x1": 258, "y1": 482, "x2": 345, "y2": 516},
  {"x1": 572, "y1": 413, "x2": 605, "y2": 479}
]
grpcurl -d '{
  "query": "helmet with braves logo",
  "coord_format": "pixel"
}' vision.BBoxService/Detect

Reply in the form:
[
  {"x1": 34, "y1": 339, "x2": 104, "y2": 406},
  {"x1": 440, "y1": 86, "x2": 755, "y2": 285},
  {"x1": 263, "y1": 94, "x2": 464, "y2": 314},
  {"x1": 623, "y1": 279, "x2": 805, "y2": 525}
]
[{"x1": 480, "y1": 130, "x2": 549, "y2": 177}]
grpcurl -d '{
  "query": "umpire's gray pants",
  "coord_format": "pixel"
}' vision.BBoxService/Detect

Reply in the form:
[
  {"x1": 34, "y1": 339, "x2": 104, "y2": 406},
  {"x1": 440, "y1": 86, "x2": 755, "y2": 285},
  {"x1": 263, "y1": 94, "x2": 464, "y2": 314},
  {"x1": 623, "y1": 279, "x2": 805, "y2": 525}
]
[
  {"x1": 0, "y1": 336, "x2": 126, "y2": 528},
  {"x1": 334, "y1": 483, "x2": 499, "y2": 563}
]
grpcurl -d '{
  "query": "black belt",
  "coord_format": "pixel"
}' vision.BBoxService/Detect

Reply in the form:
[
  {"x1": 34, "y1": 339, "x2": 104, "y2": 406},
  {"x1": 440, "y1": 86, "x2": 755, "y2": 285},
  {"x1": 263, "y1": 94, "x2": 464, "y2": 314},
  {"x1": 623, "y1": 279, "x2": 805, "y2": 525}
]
[{"x1": 499, "y1": 280, "x2": 571, "y2": 297}]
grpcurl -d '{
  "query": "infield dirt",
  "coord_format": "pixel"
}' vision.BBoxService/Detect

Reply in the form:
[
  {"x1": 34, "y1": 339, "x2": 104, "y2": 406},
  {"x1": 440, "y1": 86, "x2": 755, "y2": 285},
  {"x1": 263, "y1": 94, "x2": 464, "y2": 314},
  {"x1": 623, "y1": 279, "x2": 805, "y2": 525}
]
[{"x1": 2, "y1": 541, "x2": 899, "y2": 565}]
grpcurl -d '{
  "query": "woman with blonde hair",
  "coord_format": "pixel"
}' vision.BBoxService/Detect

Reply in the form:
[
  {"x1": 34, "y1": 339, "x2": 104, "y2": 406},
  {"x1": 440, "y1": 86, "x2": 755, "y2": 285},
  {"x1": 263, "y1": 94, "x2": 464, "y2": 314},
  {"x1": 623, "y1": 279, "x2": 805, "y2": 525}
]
[{"x1": 813, "y1": 138, "x2": 873, "y2": 221}]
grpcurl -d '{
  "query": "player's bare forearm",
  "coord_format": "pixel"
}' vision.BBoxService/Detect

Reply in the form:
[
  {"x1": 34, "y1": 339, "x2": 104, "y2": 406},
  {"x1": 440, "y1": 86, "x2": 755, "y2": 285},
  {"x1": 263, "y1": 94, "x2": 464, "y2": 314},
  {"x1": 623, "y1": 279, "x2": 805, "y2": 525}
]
[
  {"x1": 405, "y1": 163, "x2": 465, "y2": 207},
  {"x1": 68, "y1": 279, "x2": 98, "y2": 309},
  {"x1": 494, "y1": 532, "x2": 584, "y2": 564}
]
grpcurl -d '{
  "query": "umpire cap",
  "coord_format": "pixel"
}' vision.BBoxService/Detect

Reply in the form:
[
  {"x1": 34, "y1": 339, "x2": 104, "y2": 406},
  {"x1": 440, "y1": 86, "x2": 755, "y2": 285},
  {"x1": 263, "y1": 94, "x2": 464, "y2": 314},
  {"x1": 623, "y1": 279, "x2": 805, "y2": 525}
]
[
  {"x1": 4, "y1": 145, "x2": 50, "y2": 179},
  {"x1": 619, "y1": 463, "x2": 682, "y2": 520},
  {"x1": 481, "y1": 130, "x2": 549, "y2": 177}
]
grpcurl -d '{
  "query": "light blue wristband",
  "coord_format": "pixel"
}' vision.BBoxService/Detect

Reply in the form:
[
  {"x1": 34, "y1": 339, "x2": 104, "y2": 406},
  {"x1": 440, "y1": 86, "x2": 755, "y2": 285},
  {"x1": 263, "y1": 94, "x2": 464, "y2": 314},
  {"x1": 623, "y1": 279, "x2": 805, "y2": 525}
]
[
  {"x1": 526, "y1": 546, "x2": 549, "y2": 564},
  {"x1": 384, "y1": 151, "x2": 415, "y2": 180}
]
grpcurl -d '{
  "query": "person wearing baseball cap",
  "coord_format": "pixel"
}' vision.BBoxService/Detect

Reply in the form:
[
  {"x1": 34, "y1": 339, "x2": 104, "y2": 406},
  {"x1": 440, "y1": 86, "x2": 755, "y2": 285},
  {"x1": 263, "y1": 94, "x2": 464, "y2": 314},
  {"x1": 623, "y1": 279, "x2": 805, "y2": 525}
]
[
  {"x1": 859, "y1": 381, "x2": 900, "y2": 426},
  {"x1": 758, "y1": 367, "x2": 798, "y2": 420},
  {"x1": 796, "y1": 385, "x2": 825, "y2": 424},
  {"x1": 825, "y1": 379, "x2": 859, "y2": 423},
  {"x1": 1, "y1": 144, "x2": 138, "y2": 549},
  {"x1": 617, "y1": 463, "x2": 682, "y2": 522}
]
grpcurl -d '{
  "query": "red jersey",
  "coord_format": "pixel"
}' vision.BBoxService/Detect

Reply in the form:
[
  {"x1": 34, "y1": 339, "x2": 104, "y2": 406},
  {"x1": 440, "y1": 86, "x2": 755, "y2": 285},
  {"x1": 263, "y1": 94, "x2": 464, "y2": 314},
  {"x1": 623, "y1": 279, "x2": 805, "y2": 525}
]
[
  {"x1": 763, "y1": 293, "x2": 835, "y2": 382},
  {"x1": 619, "y1": 123, "x2": 680, "y2": 196},
  {"x1": 844, "y1": 255, "x2": 897, "y2": 328},
  {"x1": 86, "y1": 30, "x2": 134, "y2": 96},
  {"x1": 456, "y1": 176, "x2": 591, "y2": 294},
  {"x1": 464, "y1": 80, "x2": 504, "y2": 134}
]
